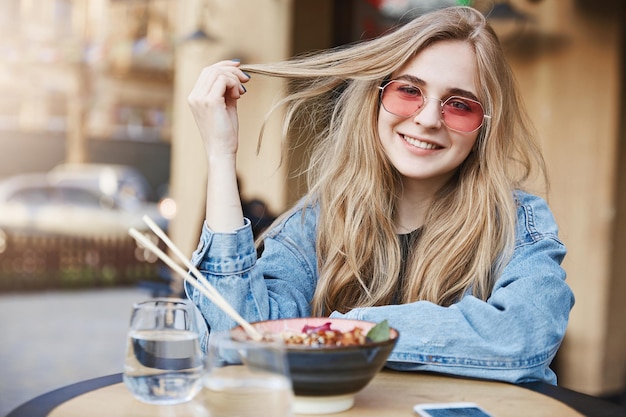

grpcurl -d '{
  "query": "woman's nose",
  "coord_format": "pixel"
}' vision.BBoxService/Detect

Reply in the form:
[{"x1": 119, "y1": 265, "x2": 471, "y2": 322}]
[{"x1": 412, "y1": 98, "x2": 443, "y2": 129}]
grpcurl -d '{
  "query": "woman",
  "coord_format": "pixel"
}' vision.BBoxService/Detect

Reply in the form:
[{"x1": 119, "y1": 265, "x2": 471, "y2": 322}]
[{"x1": 186, "y1": 6, "x2": 574, "y2": 384}]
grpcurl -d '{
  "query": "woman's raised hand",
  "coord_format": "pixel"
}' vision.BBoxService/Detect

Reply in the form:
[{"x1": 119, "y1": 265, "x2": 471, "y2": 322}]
[
  {"x1": 187, "y1": 60, "x2": 251, "y2": 159},
  {"x1": 188, "y1": 60, "x2": 251, "y2": 232}
]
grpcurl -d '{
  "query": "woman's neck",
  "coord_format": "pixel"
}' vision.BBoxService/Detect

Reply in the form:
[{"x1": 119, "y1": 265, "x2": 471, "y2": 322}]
[{"x1": 394, "y1": 179, "x2": 440, "y2": 234}]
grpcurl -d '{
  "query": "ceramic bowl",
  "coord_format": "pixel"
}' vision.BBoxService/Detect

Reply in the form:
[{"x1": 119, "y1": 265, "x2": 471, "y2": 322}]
[{"x1": 235, "y1": 317, "x2": 399, "y2": 414}]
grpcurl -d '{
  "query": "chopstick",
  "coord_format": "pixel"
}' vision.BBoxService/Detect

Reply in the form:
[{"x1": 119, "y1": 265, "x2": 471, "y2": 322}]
[{"x1": 128, "y1": 218, "x2": 263, "y2": 341}]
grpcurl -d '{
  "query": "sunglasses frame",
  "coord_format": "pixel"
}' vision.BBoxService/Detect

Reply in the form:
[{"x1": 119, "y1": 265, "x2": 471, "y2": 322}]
[{"x1": 378, "y1": 80, "x2": 491, "y2": 133}]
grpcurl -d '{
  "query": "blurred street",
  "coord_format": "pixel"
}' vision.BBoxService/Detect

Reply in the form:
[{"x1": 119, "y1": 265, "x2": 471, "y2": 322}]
[{"x1": 0, "y1": 287, "x2": 155, "y2": 416}]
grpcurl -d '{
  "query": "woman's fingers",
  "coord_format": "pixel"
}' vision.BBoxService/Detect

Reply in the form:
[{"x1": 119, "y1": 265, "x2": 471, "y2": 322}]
[
  {"x1": 187, "y1": 61, "x2": 251, "y2": 130},
  {"x1": 187, "y1": 61, "x2": 251, "y2": 157},
  {"x1": 190, "y1": 60, "x2": 250, "y2": 102}
]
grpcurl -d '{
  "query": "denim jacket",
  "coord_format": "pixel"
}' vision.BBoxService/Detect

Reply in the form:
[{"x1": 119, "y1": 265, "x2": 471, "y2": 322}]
[{"x1": 187, "y1": 190, "x2": 574, "y2": 385}]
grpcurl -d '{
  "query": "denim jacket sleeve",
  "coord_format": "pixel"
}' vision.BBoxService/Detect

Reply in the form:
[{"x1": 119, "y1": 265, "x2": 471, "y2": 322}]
[
  {"x1": 333, "y1": 191, "x2": 574, "y2": 385},
  {"x1": 186, "y1": 203, "x2": 320, "y2": 333},
  {"x1": 187, "y1": 192, "x2": 574, "y2": 385}
]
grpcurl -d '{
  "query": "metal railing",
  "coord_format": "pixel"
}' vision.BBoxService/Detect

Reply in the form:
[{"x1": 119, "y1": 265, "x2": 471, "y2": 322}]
[{"x1": 0, "y1": 230, "x2": 165, "y2": 292}]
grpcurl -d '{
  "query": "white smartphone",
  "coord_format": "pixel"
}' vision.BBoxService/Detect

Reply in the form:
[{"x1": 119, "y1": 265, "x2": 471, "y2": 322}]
[{"x1": 414, "y1": 402, "x2": 495, "y2": 417}]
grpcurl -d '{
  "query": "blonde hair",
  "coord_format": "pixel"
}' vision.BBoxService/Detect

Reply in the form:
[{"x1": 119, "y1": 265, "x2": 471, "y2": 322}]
[{"x1": 242, "y1": 6, "x2": 546, "y2": 315}]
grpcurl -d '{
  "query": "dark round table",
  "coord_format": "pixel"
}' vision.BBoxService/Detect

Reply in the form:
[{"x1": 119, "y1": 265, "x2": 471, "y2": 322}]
[{"x1": 6, "y1": 372, "x2": 626, "y2": 417}]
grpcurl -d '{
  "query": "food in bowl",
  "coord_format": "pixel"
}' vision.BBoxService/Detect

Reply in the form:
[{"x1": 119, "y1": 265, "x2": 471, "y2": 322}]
[
  {"x1": 277, "y1": 319, "x2": 390, "y2": 347},
  {"x1": 282, "y1": 321, "x2": 368, "y2": 346}
]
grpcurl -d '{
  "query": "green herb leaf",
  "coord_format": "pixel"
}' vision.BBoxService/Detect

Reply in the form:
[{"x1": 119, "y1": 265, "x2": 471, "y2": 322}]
[{"x1": 366, "y1": 319, "x2": 390, "y2": 342}]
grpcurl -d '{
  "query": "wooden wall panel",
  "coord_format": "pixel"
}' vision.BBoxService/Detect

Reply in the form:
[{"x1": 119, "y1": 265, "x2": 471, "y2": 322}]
[{"x1": 506, "y1": 0, "x2": 624, "y2": 394}]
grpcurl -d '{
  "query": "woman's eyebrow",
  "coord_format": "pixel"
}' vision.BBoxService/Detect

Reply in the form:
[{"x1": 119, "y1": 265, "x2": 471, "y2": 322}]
[
  {"x1": 395, "y1": 74, "x2": 480, "y2": 102},
  {"x1": 448, "y1": 87, "x2": 480, "y2": 102},
  {"x1": 396, "y1": 74, "x2": 423, "y2": 86}
]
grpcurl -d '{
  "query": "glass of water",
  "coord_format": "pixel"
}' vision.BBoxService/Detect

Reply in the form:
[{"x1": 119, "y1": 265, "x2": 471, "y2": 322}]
[
  {"x1": 123, "y1": 297, "x2": 204, "y2": 405},
  {"x1": 204, "y1": 330, "x2": 294, "y2": 417}
]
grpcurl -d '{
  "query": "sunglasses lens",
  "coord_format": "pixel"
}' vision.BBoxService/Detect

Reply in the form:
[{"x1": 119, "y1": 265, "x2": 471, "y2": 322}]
[
  {"x1": 380, "y1": 81, "x2": 485, "y2": 133},
  {"x1": 381, "y1": 82, "x2": 423, "y2": 117},
  {"x1": 441, "y1": 97, "x2": 485, "y2": 132}
]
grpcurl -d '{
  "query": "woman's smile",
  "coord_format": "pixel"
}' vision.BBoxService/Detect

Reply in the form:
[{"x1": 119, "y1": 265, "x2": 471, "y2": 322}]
[{"x1": 401, "y1": 134, "x2": 443, "y2": 151}]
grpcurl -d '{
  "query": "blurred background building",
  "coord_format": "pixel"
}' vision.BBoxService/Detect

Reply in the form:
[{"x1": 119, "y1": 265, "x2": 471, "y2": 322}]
[{"x1": 0, "y1": 0, "x2": 625, "y2": 404}]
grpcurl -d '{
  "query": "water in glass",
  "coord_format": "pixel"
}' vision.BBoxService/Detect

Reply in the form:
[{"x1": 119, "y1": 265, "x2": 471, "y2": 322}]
[{"x1": 123, "y1": 298, "x2": 204, "y2": 405}]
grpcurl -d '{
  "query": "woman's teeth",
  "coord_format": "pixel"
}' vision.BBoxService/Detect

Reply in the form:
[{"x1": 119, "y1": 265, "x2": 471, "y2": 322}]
[{"x1": 402, "y1": 135, "x2": 439, "y2": 150}]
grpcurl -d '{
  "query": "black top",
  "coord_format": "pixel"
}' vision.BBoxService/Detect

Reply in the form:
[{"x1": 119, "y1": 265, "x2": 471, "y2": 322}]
[{"x1": 394, "y1": 228, "x2": 422, "y2": 304}]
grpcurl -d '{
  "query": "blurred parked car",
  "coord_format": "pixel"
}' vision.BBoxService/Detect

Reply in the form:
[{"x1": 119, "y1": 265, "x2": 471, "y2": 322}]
[
  {"x1": 50, "y1": 163, "x2": 154, "y2": 203},
  {"x1": 0, "y1": 164, "x2": 173, "y2": 238}
]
